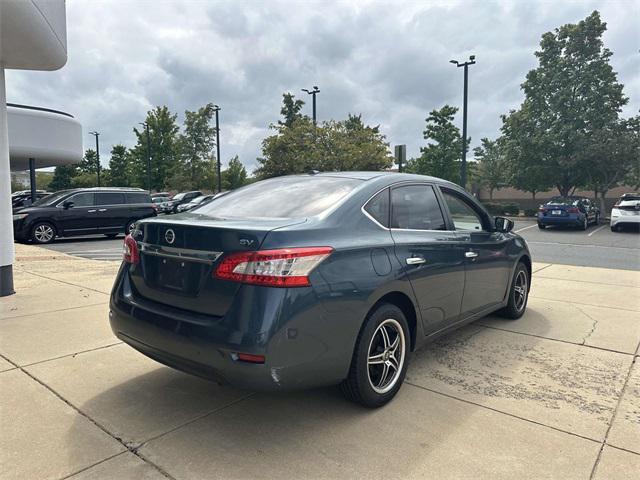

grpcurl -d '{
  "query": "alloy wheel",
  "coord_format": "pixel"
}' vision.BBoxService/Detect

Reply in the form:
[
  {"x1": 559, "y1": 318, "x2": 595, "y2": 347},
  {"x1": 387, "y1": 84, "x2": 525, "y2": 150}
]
[
  {"x1": 514, "y1": 270, "x2": 528, "y2": 312},
  {"x1": 34, "y1": 224, "x2": 54, "y2": 243},
  {"x1": 367, "y1": 318, "x2": 406, "y2": 394}
]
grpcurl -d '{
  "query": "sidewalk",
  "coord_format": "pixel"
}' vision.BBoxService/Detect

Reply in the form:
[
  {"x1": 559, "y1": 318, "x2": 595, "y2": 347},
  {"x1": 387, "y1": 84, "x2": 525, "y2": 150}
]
[{"x1": 1, "y1": 243, "x2": 639, "y2": 479}]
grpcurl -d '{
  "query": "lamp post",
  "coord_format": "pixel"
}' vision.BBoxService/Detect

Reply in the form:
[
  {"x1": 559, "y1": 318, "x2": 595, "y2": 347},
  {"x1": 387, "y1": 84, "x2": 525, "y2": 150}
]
[
  {"x1": 212, "y1": 105, "x2": 221, "y2": 193},
  {"x1": 89, "y1": 131, "x2": 100, "y2": 187},
  {"x1": 450, "y1": 55, "x2": 476, "y2": 188},
  {"x1": 139, "y1": 122, "x2": 151, "y2": 192},
  {"x1": 302, "y1": 86, "x2": 320, "y2": 125}
]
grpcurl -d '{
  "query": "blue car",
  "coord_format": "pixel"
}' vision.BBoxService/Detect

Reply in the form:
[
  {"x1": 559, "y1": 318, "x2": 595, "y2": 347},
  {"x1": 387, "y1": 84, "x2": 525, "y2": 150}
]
[
  {"x1": 110, "y1": 172, "x2": 532, "y2": 407},
  {"x1": 537, "y1": 196, "x2": 600, "y2": 230}
]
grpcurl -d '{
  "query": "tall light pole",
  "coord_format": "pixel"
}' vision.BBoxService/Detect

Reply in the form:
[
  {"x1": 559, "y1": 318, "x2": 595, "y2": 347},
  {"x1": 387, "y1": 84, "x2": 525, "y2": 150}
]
[
  {"x1": 302, "y1": 86, "x2": 320, "y2": 125},
  {"x1": 139, "y1": 122, "x2": 151, "y2": 192},
  {"x1": 450, "y1": 55, "x2": 476, "y2": 188},
  {"x1": 213, "y1": 105, "x2": 221, "y2": 193},
  {"x1": 89, "y1": 131, "x2": 100, "y2": 187}
]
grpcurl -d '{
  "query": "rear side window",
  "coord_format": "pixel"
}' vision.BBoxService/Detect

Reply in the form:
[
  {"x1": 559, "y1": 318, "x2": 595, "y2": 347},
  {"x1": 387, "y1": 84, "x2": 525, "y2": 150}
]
[
  {"x1": 126, "y1": 192, "x2": 151, "y2": 204},
  {"x1": 390, "y1": 185, "x2": 446, "y2": 230},
  {"x1": 96, "y1": 193, "x2": 125, "y2": 205},
  {"x1": 364, "y1": 189, "x2": 389, "y2": 227},
  {"x1": 196, "y1": 176, "x2": 362, "y2": 219}
]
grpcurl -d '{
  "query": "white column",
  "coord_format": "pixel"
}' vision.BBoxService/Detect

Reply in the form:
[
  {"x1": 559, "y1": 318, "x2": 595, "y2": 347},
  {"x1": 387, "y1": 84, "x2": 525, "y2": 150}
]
[{"x1": 0, "y1": 68, "x2": 16, "y2": 296}]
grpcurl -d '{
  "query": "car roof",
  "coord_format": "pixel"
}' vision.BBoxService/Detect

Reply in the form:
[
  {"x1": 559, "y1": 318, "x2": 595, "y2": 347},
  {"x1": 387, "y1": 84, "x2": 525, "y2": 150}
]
[
  {"x1": 299, "y1": 171, "x2": 461, "y2": 187},
  {"x1": 64, "y1": 187, "x2": 147, "y2": 193}
]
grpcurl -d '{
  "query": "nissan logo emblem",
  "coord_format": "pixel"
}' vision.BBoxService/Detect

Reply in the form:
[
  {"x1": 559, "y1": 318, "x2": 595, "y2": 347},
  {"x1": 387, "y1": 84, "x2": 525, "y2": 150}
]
[{"x1": 165, "y1": 229, "x2": 176, "y2": 244}]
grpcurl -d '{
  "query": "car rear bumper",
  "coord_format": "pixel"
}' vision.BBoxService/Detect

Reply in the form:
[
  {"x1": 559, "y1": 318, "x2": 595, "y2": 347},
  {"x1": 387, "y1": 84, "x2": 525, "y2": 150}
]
[
  {"x1": 109, "y1": 269, "x2": 350, "y2": 391},
  {"x1": 537, "y1": 215, "x2": 582, "y2": 226},
  {"x1": 610, "y1": 214, "x2": 640, "y2": 227}
]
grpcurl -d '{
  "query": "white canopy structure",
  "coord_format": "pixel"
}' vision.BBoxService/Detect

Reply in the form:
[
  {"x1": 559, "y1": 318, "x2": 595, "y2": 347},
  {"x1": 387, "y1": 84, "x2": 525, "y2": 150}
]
[{"x1": 1, "y1": 0, "x2": 81, "y2": 296}]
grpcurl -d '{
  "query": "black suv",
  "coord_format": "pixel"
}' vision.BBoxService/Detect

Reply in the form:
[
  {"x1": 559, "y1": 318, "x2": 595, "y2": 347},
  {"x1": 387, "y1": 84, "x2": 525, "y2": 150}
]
[{"x1": 13, "y1": 187, "x2": 156, "y2": 244}]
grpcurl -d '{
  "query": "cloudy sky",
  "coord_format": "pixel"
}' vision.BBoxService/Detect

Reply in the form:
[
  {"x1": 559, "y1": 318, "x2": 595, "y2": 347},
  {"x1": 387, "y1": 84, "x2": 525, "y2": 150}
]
[{"x1": 7, "y1": 0, "x2": 639, "y2": 173}]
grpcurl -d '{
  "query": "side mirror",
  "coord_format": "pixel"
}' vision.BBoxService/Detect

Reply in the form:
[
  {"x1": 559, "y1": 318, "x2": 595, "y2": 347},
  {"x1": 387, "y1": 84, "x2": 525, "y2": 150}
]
[
  {"x1": 494, "y1": 216, "x2": 514, "y2": 233},
  {"x1": 62, "y1": 201, "x2": 74, "y2": 209}
]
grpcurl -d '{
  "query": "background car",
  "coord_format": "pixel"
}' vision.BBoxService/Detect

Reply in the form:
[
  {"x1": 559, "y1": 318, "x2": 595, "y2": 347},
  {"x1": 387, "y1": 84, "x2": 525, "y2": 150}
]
[
  {"x1": 13, "y1": 187, "x2": 156, "y2": 244},
  {"x1": 110, "y1": 172, "x2": 531, "y2": 408},
  {"x1": 162, "y1": 190, "x2": 202, "y2": 214},
  {"x1": 610, "y1": 193, "x2": 640, "y2": 232},
  {"x1": 151, "y1": 195, "x2": 171, "y2": 214},
  {"x1": 537, "y1": 196, "x2": 599, "y2": 230},
  {"x1": 11, "y1": 191, "x2": 51, "y2": 213},
  {"x1": 175, "y1": 194, "x2": 215, "y2": 213}
]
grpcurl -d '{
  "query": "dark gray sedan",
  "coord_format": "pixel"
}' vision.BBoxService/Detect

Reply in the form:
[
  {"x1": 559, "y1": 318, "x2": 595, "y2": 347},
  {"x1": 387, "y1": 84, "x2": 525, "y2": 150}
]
[{"x1": 110, "y1": 172, "x2": 531, "y2": 407}]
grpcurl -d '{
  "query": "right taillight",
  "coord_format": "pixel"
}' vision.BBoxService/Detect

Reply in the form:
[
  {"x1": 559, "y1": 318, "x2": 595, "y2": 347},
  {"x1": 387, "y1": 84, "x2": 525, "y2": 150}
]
[
  {"x1": 567, "y1": 207, "x2": 579, "y2": 213},
  {"x1": 214, "y1": 247, "x2": 333, "y2": 287},
  {"x1": 123, "y1": 234, "x2": 140, "y2": 264}
]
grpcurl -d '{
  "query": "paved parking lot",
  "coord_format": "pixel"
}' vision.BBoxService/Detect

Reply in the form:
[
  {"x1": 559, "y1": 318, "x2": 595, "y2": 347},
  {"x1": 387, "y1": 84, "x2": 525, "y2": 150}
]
[
  {"x1": 1, "y1": 243, "x2": 639, "y2": 479},
  {"x1": 37, "y1": 218, "x2": 640, "y2": 270}
]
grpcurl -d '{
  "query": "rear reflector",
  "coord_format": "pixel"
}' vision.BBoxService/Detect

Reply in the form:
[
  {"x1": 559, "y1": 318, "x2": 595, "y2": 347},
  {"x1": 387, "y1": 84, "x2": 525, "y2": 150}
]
[
  {"x1": 567, "y1": 207, "x2": 580, "y2": 213},
  {"x1": 123, "y1": 234, "x2": 140, "y2": 264},
  {"x1": 214, "y1": 247, "x2": 333, "y2": 287},
  {"x1": 236, "y1": 353, "x2": 266, "y2": 364}
]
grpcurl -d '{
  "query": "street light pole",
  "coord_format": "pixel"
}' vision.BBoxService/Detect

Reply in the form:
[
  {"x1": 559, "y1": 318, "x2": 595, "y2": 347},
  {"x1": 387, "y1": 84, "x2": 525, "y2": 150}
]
[
  {"x1": 302, "y1": 86, "x2": 320, "y2": 125},
  {"x1": 450, "y1": 55, "x2": 476, "y2": 188},
  {"x1": 89, "y1": 131, "x2": 100, "y2": 187},
  {"x1": 213, "y1": 105, "x2": 221, "y2": 193},
  {"x1": 140, "y1": 122, "x2": 152, "y2": 193}
]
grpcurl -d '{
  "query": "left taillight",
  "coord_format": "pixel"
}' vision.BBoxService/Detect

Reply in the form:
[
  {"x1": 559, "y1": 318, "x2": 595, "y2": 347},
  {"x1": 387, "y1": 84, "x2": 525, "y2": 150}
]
[
  {"x1": 123, "y1": 234, "x2": 140, "y2": 264},
  {"x1": 214, "y1": 247, "x2": 333, "y2": 287}
]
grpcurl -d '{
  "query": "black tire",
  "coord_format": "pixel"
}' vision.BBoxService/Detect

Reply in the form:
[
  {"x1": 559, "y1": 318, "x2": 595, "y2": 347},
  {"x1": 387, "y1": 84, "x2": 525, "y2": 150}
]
[
  {"x1": 594, "y1": 213, "x2": 600, "y2": 225},
  {"x1": 125, "y1": 220, "x2": 137, "y2": 235},
  {"x1": 341, "y1": 303, "x2": 410, "y2": 408},
  {"x1": 537, "y1": 223, "x2": 546, "y2": 229},
  {"x1": 580, "y1": 216, "x2": 588, "y2": 230},
  {"x1": 498, "y1": 262, "x2": 529, "y2": 320},
  {"x1": 31, "y1": 222, "x2": 57, "y2": 244},
  {"x1": 104, "y1": 233, "x2": 118, "y2": 238}
]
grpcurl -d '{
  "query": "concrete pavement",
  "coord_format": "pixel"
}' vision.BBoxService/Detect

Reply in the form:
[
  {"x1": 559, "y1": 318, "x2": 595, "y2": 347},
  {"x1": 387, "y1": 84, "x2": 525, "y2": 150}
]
[{"x1": 1, "y1": 244, "x2": 638, "y2": 479}]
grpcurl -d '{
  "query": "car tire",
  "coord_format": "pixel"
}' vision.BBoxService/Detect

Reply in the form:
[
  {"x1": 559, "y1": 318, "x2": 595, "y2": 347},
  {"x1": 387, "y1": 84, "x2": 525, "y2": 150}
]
[
  {"x1": 341, "y1": 303, "x2": 410, "y2": 408},
  {"x1": 497, "y1": 262, "x2": 529, "y2": 320},
  {"x1": 537, "y1": 223, "x2": 546, "y2": 229},
  {"x1": 31, "y1": 222, "x2": 57, "y2": 244},
  {"x1": 125, "y1": 220, "x2": 137, "y2": 235},
  {"x1": 594, "y1": 213, "x2": 600, "y2": 225},
  {"x1": 580, "y1": 217, "x2": 588, "y2": 230}
]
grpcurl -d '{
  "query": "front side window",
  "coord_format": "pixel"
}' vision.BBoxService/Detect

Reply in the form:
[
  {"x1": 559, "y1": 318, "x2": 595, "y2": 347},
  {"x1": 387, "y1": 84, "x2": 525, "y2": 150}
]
[
  {"x1": 390, "y1": 185, "x2": 446, "y2": 230},
  {"x1": 364, "y1": 189, "x2": 389, "y2": 227},
  {"x1": 66, "y1": 193, "x2": 94, "y2": 207},
  {"x1": 441, "y1": 190, "x2": 484, "y2": 231},
  {"x1": 96, "y1": 193, "x2": 125, "y2": 205}
]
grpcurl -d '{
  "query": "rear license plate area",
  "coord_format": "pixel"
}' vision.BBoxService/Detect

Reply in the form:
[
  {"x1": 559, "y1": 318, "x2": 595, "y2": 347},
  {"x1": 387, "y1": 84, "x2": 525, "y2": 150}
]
[
  {"x1": 145, "y1": 256, "x2": 204, "y2": 294},
  {"x1": 552, "y1": 210, "x2": 562, "y2": 215}
]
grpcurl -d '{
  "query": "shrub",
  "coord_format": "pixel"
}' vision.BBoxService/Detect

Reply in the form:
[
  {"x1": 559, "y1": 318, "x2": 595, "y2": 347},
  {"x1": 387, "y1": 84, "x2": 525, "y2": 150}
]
[
  {"x1": 502, "y1": 203, "x2": 520, "y2": 216},
  {"x1": 482, "y1": 202, "x2": 505, "y2": 215},
  {"x1": 524, "y1": 208, "x2": 538, "y2": 217}
]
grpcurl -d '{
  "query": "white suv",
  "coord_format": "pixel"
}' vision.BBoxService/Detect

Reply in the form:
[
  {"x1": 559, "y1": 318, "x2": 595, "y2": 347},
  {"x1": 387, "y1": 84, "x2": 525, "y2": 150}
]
[{"x1": 610, "y1": 193, "x2": 640, "y2": 232}]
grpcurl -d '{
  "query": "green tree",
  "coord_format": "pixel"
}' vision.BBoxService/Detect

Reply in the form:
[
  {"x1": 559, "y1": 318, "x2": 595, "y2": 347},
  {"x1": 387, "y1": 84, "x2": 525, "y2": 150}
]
[
  {"x1": 407, "y1": 105, "x2": 467, "y2": 184},
  {"x1": 35, "y1": 172, "x2": 53, "y2": 191},
  {"x1": 278, "y1": 93, "x2": 305, "y2": 128},
  {"x1": 130, "y1": 106, "x2": 181, "y2": 191},
  {"x1": 473, "y1": 138, "x2": 507, "y2": 200},
  {"x1": 49, "y1": 164, "x2": 78, "y2": 191},
  {"x1": 108, "y1": 145, "x2": 130, "y2": 186},
  {"x1": 222, "y1": 155, "x2": 248, "y2": 190},
  {"x1": 501, "y1": 11, "x2": 627, "y2": 197},
  {"x1": 178, "y1": 103, "x2": 217, "y2": 189},
  {"x1": 79, "y1": 149, "x2": 98, "y2": 174}
]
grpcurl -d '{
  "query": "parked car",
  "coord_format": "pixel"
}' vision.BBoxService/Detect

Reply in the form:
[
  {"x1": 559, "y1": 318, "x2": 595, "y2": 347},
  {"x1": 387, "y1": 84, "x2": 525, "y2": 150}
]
[
  {"x1": 12, "y1": 191, "x2": 51, "y2": 213},
  {"x1": 13, "y1": 187, "x2": 156, "y2": 244},
  {"x1": 161, "y1": 190, "x2": 203, "y2": 214},
  {"x1": 175, "y1": 194, "x2": 215, "y2": 213},
  {"x1": 537, "y1": 196, "x2": 599, "y2": 230},
  {"x1": 110, "y1": 172, "x2": 532, "y2": 407},
  {"x1": 151, "y1": 195, "x2": 171, "y2": 214},
  {"x1": 610, "y1": 193, "x2": 640, "y2": 232}
]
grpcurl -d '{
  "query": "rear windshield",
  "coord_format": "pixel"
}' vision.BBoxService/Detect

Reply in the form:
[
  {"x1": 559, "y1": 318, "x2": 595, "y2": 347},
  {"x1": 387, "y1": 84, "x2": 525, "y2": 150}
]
[
  {"x1": 547, "y1": 197, "x2": 580, "y2": 206},
  {"x1": 196, "y1": 176, "x2": 362, "y2": 219}
]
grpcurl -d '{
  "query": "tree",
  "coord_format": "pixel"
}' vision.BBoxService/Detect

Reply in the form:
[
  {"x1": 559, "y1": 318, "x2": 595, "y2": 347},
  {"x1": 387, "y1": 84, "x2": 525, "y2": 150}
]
[
  {"x1": 49, "y1": 165, "x2": 78, "y2": 191},
  {"x1": 130, "y1": 106, "x2": 181, "y2": 191},
  {"x1": 179, "y1": 103, "x2": 217, "y2": 189},
  {"x1": 79, "y1": 149, "x2": 98, "y2": 174},
  {"x1": 35, "y1": 172, "x2": 53, "y2": 191},
  {"x1": 278, "y1": 93, "x2": 305, "y2": 128},
  {"x1": 108, "y1": 145, "x2": 130, "y2": 186},
  {"x1": 222, "y1": 156, "x2": 248, "y2": 190},
  {"x1": 473, "y1": 138, "x2": 507, "y2": 200},
  {"x1": 406, "y1": 105, "x2": 467, "y2": 184},
  {"x1": 501, "y1": 11, "x2": 628, "y2": 197}
]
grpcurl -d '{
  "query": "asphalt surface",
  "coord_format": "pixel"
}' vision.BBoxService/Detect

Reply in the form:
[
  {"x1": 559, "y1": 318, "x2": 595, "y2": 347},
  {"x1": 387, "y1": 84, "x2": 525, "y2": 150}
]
[{"x1": 35, "y1": 219, "x2": 640, "y2": 270}]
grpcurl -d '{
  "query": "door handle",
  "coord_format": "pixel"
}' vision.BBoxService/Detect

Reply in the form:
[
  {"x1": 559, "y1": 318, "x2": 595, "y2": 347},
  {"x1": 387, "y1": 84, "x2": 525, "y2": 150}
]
[
  {"x1": 87, "y1": 209, "x2": 97, "y2": 213},
  {"x1": 406, "y1": 256, "x2": 426, "y2": 265},
  {"x1": 98, "y1": 209, "x2": 107, "y2": 212},
  {"x1": 465, "y1": 251, "x2": 478, "y2": 258}
]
